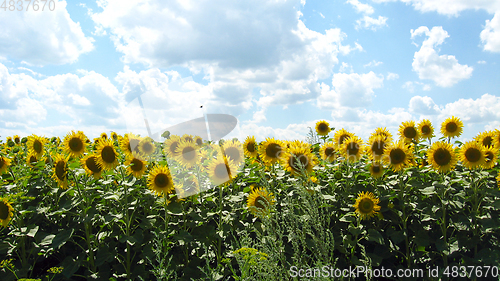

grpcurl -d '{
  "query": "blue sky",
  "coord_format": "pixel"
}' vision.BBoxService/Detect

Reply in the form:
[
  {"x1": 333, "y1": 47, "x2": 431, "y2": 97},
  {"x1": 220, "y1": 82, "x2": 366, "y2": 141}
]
[{"x1": 1, "y1": 0, "x2": 500, "y2": 143}]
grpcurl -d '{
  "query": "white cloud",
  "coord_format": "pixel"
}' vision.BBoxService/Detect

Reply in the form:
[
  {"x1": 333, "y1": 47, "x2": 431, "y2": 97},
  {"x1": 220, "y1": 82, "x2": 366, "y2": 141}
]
[
  {"x1": 317, "y1": 71, "x2": 384, "y2": 109},
  {"x1": 387, "y1": 72, "x2": 399, "y2": 80},
  {"x1": 364, "y1": 60, "x2": 383, "y2": 67},
  {"x1": 372, "y1": 0, "x2": 500, "y2": 16},
  {"x1": 347, "y1": 0, "x2": 375, "y2": 14},
  {"x1": 403, "y1": 81, "x2": 431, "y2": 93},
  {"x1": 411, "y1": 26, "x2": 473, "y2": 87},
  {"x1": 355, "y1": 15, "x2": 388, "y2": 30},
  {"x1": 0, "y1": 1, "x2": 94, "y2": 65},
  {"x1": 441, "y1": 93, "x2": 500, "y2": 124},
  {"x1": 481, "y1": 12, "x2": 500, "y2": 53},
  {"x1": 477, "y1": 60, "x2": 487, "y2": 64},
  {"x1": 409, "y1": 95, "x2": 440, "y2": 115}
]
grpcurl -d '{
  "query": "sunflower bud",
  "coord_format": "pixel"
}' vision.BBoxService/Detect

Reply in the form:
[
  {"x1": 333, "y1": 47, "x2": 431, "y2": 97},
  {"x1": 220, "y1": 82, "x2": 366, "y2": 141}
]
[
  {"x1": 334, "y1": 171, "x2": 342, "y2": 180},
  {"x1": 21, "y1": 137, "x2": 28, "y2": 144},
  {"x1": 7, "y1": 141, "x2": 15, "y2": 147}
]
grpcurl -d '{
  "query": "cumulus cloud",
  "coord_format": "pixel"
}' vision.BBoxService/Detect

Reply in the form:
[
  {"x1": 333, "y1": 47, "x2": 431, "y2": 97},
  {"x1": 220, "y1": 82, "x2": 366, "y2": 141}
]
[
  {"x1": 0, "y1": 1, "x2": 94, "y2": 65},
  {"x1": 347, "y1": 0, "x2": 375, "y2": 14},
  {"x1": 481, "y1": 12, "x2": 500, "y2": 53},
  {"x1": 441, "y1": 93, "x2": 500, "y2": 124},
  {"x1": 317, "y1": 71, "x2": 384, "y2": 109},
  {"x1": 409, "y1": 95, "x2": 440, "y2": 115},
  {"x1": 387, "y1": 72, "x2": 399, "y2": 80},
  {"x1": 355, "y1": 15, "x2": 388, "y2": 30},
  {"x1": 411, "y1": 26, "x2": 473, "y2": 87}
]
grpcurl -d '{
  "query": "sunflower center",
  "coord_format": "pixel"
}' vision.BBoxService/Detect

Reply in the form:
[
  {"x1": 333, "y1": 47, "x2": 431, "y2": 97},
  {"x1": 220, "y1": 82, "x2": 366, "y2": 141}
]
[
  {"x1": 225, "y1": 147, "x2": 241, "y2": 162},
  {"x1": 182, "y1": 146, "x2": 196, "y2": 161},
  {"x1": 142, "y1": 142, "x2": 153, "y2": 153},
  {"x1": 254, "y1": 196, "x2": 266, "y2": 209},
  {"x1": 346, "y1": 142, "x2": 359, "y2": 156},
  {"x1": 371, "y1": 141, "x2": 385, "y2": 156},
  {"x1": 265, "y1": 143, "x2": 281, "y2": 159},
  {"x1": 325, "y1": 147, "x2": 335, "y2": 157},
  {"x1": 372, "y1": 165, "x2": 381, "y2": 173},
  {"x1": 318, "y1": 123, "x2": 328, "y2": 132},
  {"x1": 184, "y1": 136, "x2": 194, "y2": 142},
  {"x1": 33, "y1": 140, "x2": 42, "y2": 153},
  {"x1": 69, "y1": 138, "x2": 83, "y2": 152},
  {"x1": 154, "y1": 173, "x2": 170, "y2": 188},
  {"x1": 246, "y1": 142, "x2": 256, "y2": 153},
  {"x1": 0, "y1": 202, "x2": 8, "y2": 220},
  {"x1": 421, "y1": 125, "x2": 430, "y2": 135},
  {"x1": 14, "y1": 137, "x2": 20, "y2": 143},
  {"x1": 404, "y1": 127, "x2": 417, "y2": 139},
  {"x1": 465, "y1": 148, "x2": 481, "y2": 163},
  {"x1": 215, "y1": 163, "x2": 230, "y2": 179},
  {"x1": 359, "y1": 198, "x2": 374, "y2": 214},
  {"x1": 483, "y1": 136, "x2": 493, "y2": 147},
  {"x1": 289, "y1": 154, "x2": 308, "y2": 172},
  {"x1": 434, "y1": 148, "x2": 451, "y2": 166},
  {"x1": 196, "y1": 138, "x2": 203, "y2": 146},
  {"x1": 390, "y1": 149, "x2": 406, "y2": 165},
  {"x1": 101, "y1": 146, "x2": 116, "y2": 163},
  {"x1": 131, "y1": 158, "x2": 144, "y2": 171},
  {"x1": 55, "y1": 161, "x2": 66, "y2": 181},
  {"x1": 446, "y1": 122, "x2": 457, "y2": 133},
  {"x1": 86, "y1": 156, "x2": 101, "y2": 173}
]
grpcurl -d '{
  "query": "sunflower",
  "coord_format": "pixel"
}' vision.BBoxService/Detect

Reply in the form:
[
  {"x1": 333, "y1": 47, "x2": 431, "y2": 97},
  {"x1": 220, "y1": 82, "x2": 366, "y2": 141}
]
[
  {"x1": 52, "y1": 154, "x2": 69, "y2": 189},
  {"x1": 26, "y1": 152, "x2": 40, "y2": 167},
  {"x1": 372, "y1": 127, "x2": 393, "y2": 142},
  {"x1": 353, "y1": 191, "x2": 381, "y2": 220},
  {"x1": 497, "y1": 173, "x2": 500, "y2": 188},
  {"x1": 95, "y1": 138, "x2": 119, "y2": 171},
  {"x1": 475, "y1": 130, "x2": 495, "y2": 149},
  {"x1": 459, "y1": 141, "x2": 486, "y2": 170},
  {"x1": 319, "y1": 142, "x2": 336, "y2": 162},
  {"x1": 164, "y1": 135, "x2": 182, "y2": 158},
  {"x1": 182, "y1": 134, "x2": 194, "y2": 143},
  {"x1": 492, "y1": 129, "x2": 500, "y2": 150},
  {"x1": 441, "y1": 116, "x2": 463, "y2": 138},
  {"x1": 243, "y1": 136, "x2": 258, "y2": 158},
  {"x1": 110, "y1": 132, "x2": 118, "y2": 141},
  {"x1": 418, "y1": 119, "x2": 434, "y2": 139},
  {"x1": 63, "y1": 130, "x2": 87, "y2": 158},
  {"x1": 100, "y1": 132, "x2": 108, "y2": 139},
  {"x1": 13, "y1": 135, "x2": 20, "y2": 144},
  {"x1": 247, "y1": 187, "x2": 276, "y2": 218},
  {"x1": 138, "y1": 137, "x2": 156, "y2": 157},
  {"x1": 0, "y1": 156, "x2": 11, "y2": 175},
  {"x1": 399, "y1": 120, "x2": 420, "y2": 143},
  {"x1": 148, "y1": 165, "x2": 175, "y2": 197},
  {"x1": 119, "y1": 133, "x2": 141, "y2": 157},
  {"x1": 282, "y1": 145, "x2": 317, "y2": 176},
  {"x1": 81, "y1": 154, "x2": 103, "y2": 179},
  {"x1": 427, "y1": 141, "x2": 457, "y2": 173},
  {"x1": 175, "y1": 174, "x2": 200, "y2": 198},
  {"x1": 27, "y1": 135, "x2": 46, "y2": 159},
  {"x1": 174, "y1": 140, "x2": 200, "y2": 168},
  {"x1": 340, "y1": 135, "x2": 364, "y2": 163},
  {"x1": 334, "y1": 129, "x2": 354, "y2": 148},
  {"x1": 366, "y1": 135, "x2": 387, "y2": 162},
  {"x1": 194, "y1": 136, "x2": 203, "y2": 146},
  {"x1": 0, "y1": 198, "x2": 14, "y2": 227},
  {"x1": 222, "y1": 139, "x2": 245, "y2": 166},
  {"x1": 258, "y1": 138, "x2": 285, "y2": 165},
  {"x1": 368, "y1": 162, "x2": 384, "y2": 179},
  {"x1": 383, "y1": 140, "x2": 413, "y2": 172},
  {"x1": 315, "y1": 120, "x2": 331, "y2": 136},
  {"x1": 482, "y1": 147, "x2": 498, "y2": 169},
  {"x1": 123, "y1": 152, "x2": 148, "y2": 178},
  {"x1": 206, "y1": 157, "x2": 239, "y2": 186}
]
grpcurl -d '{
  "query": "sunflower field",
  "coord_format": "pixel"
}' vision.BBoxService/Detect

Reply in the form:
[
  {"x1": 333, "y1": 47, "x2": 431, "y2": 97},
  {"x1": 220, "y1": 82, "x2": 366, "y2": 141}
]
[{"x1": 1, "y1": 118, "x2": 500, "y2": 280}]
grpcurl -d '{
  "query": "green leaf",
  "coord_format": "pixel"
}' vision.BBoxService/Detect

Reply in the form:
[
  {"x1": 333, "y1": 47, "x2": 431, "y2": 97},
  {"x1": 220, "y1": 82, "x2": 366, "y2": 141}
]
[
  {"x1": 52, "y1": 228, "x2": 74, "y2": 250},
  {"x1": 420, "y1": 186, "x2": 435, "y2": 195},
  {"x1": 366, "y1": 229, "x2": 384, "y2": 244},
  {"x1": 339, "y1": 215, "x2": 356, "y2": 223}
]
